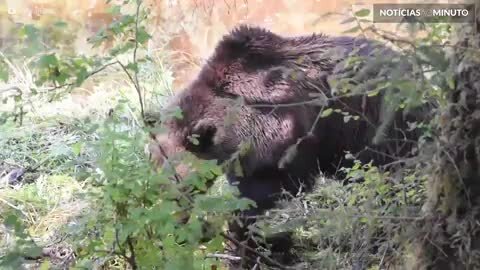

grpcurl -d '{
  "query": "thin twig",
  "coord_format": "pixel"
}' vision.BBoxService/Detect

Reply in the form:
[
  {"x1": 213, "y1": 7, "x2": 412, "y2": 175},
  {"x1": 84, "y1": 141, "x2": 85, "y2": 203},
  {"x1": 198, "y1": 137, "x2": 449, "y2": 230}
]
[
  {"x1": 378, "y1": 244, "x2": 389, "y2": 269},
  {"x1": 153, "y1": 143, "x2": 195, "y2": 205},
  {"x1": 0, "y1": 197, "x2": 29, "y2": 217},
  {"x1": 115, "y1": 227, "x2": 125, "y2": 257},
  {"x1": 132, "y1": 0, "x2": 145, "y2": 121},
  {"x1": 45, "y1": 61, "x2": 119, "y2": 92},
  {"x1": 219, "y1": 232, "x2": 293, "y2": 270},
  {"x1": 116, "y1": 60, "x2": 146, "y2": 125},
  {"x1": 126, "y1": 236, "x2": 138, "y2": 270},
  {"x1": 206, "y1": 253, "x2": 242, "y2": 261},
  {"x1": 0, "y1": 86, "x2": 21, "y2": 95}
]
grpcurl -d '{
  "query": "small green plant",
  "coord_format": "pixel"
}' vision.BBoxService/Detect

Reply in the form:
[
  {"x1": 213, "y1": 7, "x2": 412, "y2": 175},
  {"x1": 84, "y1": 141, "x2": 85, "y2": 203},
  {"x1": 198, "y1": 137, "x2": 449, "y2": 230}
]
[
  {"x1": 257, "y1": 9, "x2": 451, "y2": 269},
  {"x1": 1, "y1": 1, "x2": 254, "y2": 269},
  {"x1": 69, "y1": 101, "x2": 253, "y2": 269},
  {"x1": 0, "y1": 2, "x2": 461, "y2": 269}
]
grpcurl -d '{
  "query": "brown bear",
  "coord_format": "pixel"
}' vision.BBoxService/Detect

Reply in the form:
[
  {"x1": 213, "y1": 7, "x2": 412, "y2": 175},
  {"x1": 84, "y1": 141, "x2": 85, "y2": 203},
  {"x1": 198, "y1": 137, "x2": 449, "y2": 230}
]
[{"x1": 147, "y1": 25, "x2": 426, "y2": 268}]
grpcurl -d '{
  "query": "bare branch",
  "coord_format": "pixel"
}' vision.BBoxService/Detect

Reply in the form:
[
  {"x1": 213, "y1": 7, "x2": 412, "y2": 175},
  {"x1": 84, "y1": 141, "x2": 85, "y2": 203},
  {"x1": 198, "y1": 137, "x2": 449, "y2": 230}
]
[
  {"x1": 219, "y1": 232, "x2": 294, "y2": 270},
  {"x1": 205, "y1": 253, "x2": 242, "y2": 261},
  {"x1": 132, "y1": 0, "x2": 145, "y2": 121}
]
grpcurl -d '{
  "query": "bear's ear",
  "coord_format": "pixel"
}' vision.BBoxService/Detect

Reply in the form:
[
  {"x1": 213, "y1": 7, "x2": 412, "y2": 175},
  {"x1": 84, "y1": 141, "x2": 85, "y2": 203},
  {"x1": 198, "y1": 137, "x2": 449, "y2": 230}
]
[
  {"x1": 188, "y1": 119, "x2": 217, "y2": 153},
  {"x1": 212, "y1": 25, "x2": 284, "y2": 64}
]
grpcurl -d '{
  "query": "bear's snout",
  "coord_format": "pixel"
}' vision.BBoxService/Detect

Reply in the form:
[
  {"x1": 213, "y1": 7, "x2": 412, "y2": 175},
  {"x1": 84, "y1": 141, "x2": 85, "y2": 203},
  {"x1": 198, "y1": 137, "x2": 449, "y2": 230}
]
[{"x1": 146, "y1": 134, "x2": 191, "y2": 179}]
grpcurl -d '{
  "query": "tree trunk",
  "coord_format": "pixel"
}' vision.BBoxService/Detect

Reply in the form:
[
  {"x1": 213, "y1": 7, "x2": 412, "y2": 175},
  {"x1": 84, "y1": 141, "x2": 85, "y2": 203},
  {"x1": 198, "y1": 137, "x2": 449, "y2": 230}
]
[{"x1": 414, "y1": 2, "x2": 480, "y2": 269}]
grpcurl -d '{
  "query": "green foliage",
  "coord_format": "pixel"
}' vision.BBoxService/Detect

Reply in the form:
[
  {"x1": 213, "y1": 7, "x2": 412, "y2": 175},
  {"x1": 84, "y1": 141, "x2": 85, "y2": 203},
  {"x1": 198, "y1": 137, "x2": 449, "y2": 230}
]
[
  {"x1": 0, "y1": 0, "x2": 154, "y2": 125},
  {"x1": 68, "y1": 102, "x2": 253, "y2": 269},
  {"x1": 0, "y1": 121, "x2": 96, "y2": 178},
  {"x1": 1, "y1": 1, "x2": 252, "y2": 269},
  {"x1": 34, "y1": 54, "x2": 97, "y2": 88},
  {"x1": 262, "y1": 159, "x2": 426, "y2": 269},
  {"x1": 258, "y1": 11, "x2": 452, "y2": 270},
  {"x1": 0, "y1": 2, "x2": 460, "y2": 270},
  {"x1": 0, "y1": 173, "x2": 86, "y2": 269},
  {"x1": 0, "y1": 213, "x2": 42, "y2": 269}
]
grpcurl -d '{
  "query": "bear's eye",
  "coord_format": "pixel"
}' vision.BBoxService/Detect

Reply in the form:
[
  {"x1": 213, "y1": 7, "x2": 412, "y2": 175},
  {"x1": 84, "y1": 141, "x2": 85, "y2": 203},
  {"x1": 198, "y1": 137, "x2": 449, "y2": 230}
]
[{"x1": 264, "y1": 67, "x2": 287, "y2": 87}]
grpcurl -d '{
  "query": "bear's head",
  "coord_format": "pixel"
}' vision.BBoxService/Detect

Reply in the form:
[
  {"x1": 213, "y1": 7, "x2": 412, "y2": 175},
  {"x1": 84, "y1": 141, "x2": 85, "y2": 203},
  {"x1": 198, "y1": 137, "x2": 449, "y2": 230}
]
[
  {"x1": 146, "y1": 25, "x2": 336, "y2": 179},
  {"x1": 146, "y1": 25, "x2": 400, "y2": 183}
]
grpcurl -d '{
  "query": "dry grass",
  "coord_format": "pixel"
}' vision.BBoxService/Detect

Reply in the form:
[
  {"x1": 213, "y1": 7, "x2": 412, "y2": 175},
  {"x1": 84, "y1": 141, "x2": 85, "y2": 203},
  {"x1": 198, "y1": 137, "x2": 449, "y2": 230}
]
[
  {"x1": 0, "y1": 14, "x2": 175, "y2": 264},
  {"x1": 0, "y1": 175, "x2": 89, "y2": 239}
]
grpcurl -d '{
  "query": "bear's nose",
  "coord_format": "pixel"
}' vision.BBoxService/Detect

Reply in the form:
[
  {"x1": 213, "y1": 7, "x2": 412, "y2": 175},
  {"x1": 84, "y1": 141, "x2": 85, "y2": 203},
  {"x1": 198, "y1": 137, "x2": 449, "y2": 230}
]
[{"x1": 146, "y1": 140, "x2": 192, "y2": 181}]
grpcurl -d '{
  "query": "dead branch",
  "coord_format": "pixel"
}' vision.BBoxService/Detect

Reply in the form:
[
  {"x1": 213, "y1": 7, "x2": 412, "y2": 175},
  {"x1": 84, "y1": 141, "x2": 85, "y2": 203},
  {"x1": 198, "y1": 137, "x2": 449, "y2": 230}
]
[{"x1": 206, "y1": 253, "x2": 242, "y2": 261}]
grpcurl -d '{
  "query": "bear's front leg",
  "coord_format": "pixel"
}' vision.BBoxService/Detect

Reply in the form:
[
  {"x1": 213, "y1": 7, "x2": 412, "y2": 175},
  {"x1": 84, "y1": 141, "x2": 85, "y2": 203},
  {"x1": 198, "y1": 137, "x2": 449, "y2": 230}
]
[{"x1": 225, "y1": 174, "x2": 296, "y2": 269}]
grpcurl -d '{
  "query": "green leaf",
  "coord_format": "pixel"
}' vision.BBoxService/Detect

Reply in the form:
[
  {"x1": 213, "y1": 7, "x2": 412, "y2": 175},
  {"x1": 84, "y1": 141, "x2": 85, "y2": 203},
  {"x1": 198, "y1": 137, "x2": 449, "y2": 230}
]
[
  {"x1": 53, "y1": 21, "x2": 68, "y2": 28},
  {"x1": 54, "y1": 71, "x2": 69, "y2": 84},
  {"x1": 109, "y1": 42, "x2": 135, "y2": 56},
  {"x1": 321, "y1": 108, "x2": 334, "y2": 118},
  {"x1": 88, "y1": 29, "x2": 108, "y2": 46},
  {"x1": 417, "y1": 45, "x2": 449, "y2": 71},
  {"x1": 4, "y1": 214, "x2": 20, "y2": 229},
  {"x1": 206, "y1": 235, "x2": 224, "y2": 251},
  {"x1": 39, "y1": 261, "x2": 51, "y2": 270},
  {"x1": 25, "y1": 245, "x2": 43, "y2": 259},
  {"x1": 71, "y1": 142, "x2": 83, "y2": 156},
  {"x1": 359, "y1": 216, "x2": 369, "y2": 223},
  {"x1": 75, "y1": 67, "x2": 89, "y2": 86},
  {"x1": 447, "y1": 73, "x2": 455, "y2": 89},
  {"x1": 107, "y1": 5, "x2": 121, "y2": 15},
  {"x1": 354, "y1": 9, "x2": 370, "y2": 17},
  {"x1": 126, "y1": 62, "x2": 138, "y2": 73},
  {"x1": 19, "y1": 24, "x2": 39, "y2": 39},
  {"x1": 136, "y1": 28, "x2": 151, "y2": 44},
  {"x1": 38, "y1": 54, "x2": 58, "y2": 68},
  {"x1": 172, "y1": 107, "x2": 183, "y2": 120}
]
